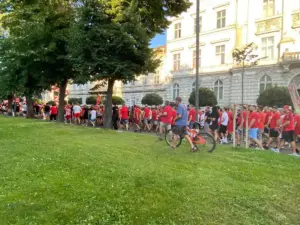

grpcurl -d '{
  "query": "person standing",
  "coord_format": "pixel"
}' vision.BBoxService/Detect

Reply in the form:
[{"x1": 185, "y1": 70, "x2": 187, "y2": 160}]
[
  {"x1": 279, "y1": 105, "x2": 299, "y2": 157},
  {"x1": 188, "y1": 105, "x2": 196, "y2": 129},
  {"x1": 89, "y1": 106, "x2": 97, "y2": 127},
  {"x1": 21, "y1": 102, "x2": 27, "y2": 117},
  {"x1": 50, "y1": 103, "x2": 58, "y2": 121},
  {"x1": 44, "y1": 103, "x2": 50, "y2": 121},
  {"x1": 204, "y1": 107, "x2": 211, "y2": 133},
  {"x1": 158, "y1": 101, "x2": 172, "y2": 140},
  {"x1": 120, "y1": 104, "x2": 129, "y2": 131},
  {"x1": 219, "y1": 107, "x2": 229, "y2": 144},
  {"x1": 73, "y1": 103, "x2": 82, "y2": 124},
  {"x1": 65, "y1": 104, "x2": 72, "y2": 124},
  {"x1": 143, "y1": 105, "x2": 151, "y2": 131},
  {"x1": 209, "y1": 106, "x2": 219, "y2": 141},
  {"x1": 266, "y1": 106, "x2": 280, "y2": 151},
  {"x1": 112, "y1": 103, "x2": 119, "y2": 130},
  {"x1": 248, "y1": 105, "x2": 264, "y2": 150},
  {"x1": 172, "y1": 97, "x2": 197, "y2": 151}
]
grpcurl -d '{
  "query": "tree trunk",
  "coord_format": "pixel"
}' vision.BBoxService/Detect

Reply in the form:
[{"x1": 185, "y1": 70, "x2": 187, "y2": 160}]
[
  {"x1": 104, "y1": 79, "x2": 115, "y2": 129},
  {"x1": 7, "y1": 95, "x2": 13, "y2": 116},
  {"x1": 57, "y1": 78, "x2": 68, "y2": 123},
  {"x1": 26, "y1": 96, "x2": 34, "y2": 118}
]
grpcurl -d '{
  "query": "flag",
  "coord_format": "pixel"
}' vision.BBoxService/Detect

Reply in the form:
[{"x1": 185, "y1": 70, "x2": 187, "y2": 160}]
[
  {"x1": 96, "y1": 95, "x2": 101, "y2": 105},
  {"x1": 288, "y1": 83, "x2": 300, "y2": 113}
]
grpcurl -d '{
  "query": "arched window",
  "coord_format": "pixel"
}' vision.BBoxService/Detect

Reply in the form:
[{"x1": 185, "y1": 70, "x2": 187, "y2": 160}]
[
  {"x1": 192, "y1": 82, "x2": 196, "y2": 92},
  {"x1": 259, "y1": 75, "x2": 272, "y2": 93},
  {"x1": 214, "y1": 80, "x2": 223, "y2": 100},
  {"x1": 173, "y1": 83, "x2": 180, "y2": 100}
]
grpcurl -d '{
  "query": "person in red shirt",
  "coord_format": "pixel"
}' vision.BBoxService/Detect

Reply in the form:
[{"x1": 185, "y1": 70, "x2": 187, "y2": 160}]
[
  {"x1": 248, "y1": 105, "x2": 264, "y2": 150},
  {"x1": 265, "y1": 106, "x2": 280, "y2": 151},
  {"x1": 188, "y1": 105, "x2": 196, "y2": 129},
  {"x1": 236, "y1": 106, "x2": 247, "y2": 146},
  {"x1": 294, "y1": 113, "x2": 300, "y2": 140},
  {"x1": 257, "y1": 106, "x2": 266, "y2": 143},
  {"x1": 279, "y1": 106, "x2": 298, "y2": 156},
  {"x1": 119, "y1": 104, "x2": 129, "y2": 131},
  {"x1": 151, "y1": 107, "x2": 158, "y2": 131},
  {"x1": 65, "y1": 104, "x2": 72, "y2": 124},
  {"x1": 134, "y1": 106, "x2": 142, "y2": 131},
  {"x1": 143, "y1": 105, "x2": 151, "y2": 131},
  {"x1": 158, "y1": 101, "x2": 172, "y2": 140},
  {"x1": 50, "y1": 103, "x2": 58, "y2": 121},
  {"x1": 171, "y1": 104, "x2": 177, "y2": 126},
  {"x1": 227, "y1": 108, "x2": 233, "y2": 135}
]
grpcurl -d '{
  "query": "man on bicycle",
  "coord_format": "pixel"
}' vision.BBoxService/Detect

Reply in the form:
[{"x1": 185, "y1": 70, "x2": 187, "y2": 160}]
[{"x1": 172, "y1": 97, "x2": 197, "y2": 152}]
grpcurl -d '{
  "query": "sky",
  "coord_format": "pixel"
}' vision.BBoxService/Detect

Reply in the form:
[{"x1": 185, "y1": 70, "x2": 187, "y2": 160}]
[{"x1": 150, "y1": 33, "x2": 166, "y2": 48}]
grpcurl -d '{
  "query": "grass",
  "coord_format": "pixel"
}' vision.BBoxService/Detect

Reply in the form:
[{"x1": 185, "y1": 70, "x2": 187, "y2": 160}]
[{"x1": 0, "y1": 117, "x2": 299, "y2": 225}]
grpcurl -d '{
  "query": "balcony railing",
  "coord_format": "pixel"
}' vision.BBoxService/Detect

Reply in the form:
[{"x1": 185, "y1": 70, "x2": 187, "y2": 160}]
[
  {"x1": 292, "y1": 12, "x2": 300, "y2": 28},
  {"x1": 282, "y1": 52, "x2": 300, "y2": 61},
  {"x1": 256, "y1": 16, "x2": 281, "y2": 35}
]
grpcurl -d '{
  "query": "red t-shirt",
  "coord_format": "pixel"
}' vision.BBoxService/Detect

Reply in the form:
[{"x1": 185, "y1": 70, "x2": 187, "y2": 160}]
[
  {"x1": 283, "y1": 112, "x2": 294, "y2": 131},
  {"x1": 294, "y1": 114, "x2": 300, "y2": 134},
  {"x1": 270, "y1": 112, "x2": 280, "y2": 129},
  {"x1": 188, "y1": 108, "x2": 196, "y2": 123},
  {"x1": 171, "y1": 109, "x2": 177, "y2": 125},
  {"x1": 160, "y1": 105, "x2": 172, "y2": 124},
  {"x1": 258, "y1": 112, "x2": 266, "y2": 129},
  {"x1": 152, "y1": 109, "x2": 157, "y2": 120},
  {"x1": 144, "y1": 107, "x2": 150, "y2": 118},
  {"x1": 50, "y1": 106, "x2": 58, "y2": 115},
  {"x1": 134, "y1": 107, "x2": 141, "y2": 120},
  {"x1": 120, "y1": 106, "x2": 129, "y2": 119},
  {"x1": 265, "y1": 111, "x2": 272, "y2": 125},
  {"x1": 248, "y1": 111, "x2": 259, "y2": 128}
]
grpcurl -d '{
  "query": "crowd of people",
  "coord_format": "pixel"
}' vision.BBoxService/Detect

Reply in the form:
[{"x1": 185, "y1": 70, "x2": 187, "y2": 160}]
[{"x1": 1, "y1": 99, "x2": 300, "y2": 156}]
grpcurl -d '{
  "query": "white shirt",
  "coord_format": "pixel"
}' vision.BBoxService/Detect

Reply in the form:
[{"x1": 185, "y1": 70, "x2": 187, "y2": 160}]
[
  {"x1": 22, "y1": 104, "x2": 27, "y2": 112},
  {"x1": 90, "y1": 110, "x2": 96, "y2": 120},
  {"x1": 200, "y1": 114, "x2": 205, "y2": 126},
  {"x1": 73, "y1": 105, "x2": 81, "y2": 113},
  {"x1": 221, "y1": 111, "x2": 229, "y2": 126}
]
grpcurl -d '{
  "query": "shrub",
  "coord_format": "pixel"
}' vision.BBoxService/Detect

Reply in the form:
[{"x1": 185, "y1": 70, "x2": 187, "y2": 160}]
[
  {"x1": 141, "y1": 93, "x2": 163, "y2": 106},
  {"x1": 189, "y1": 88, "x2": 217, "y2": 106},
  {"x1": 257, "y1": 86, "x2": 292, "y2": 107}
]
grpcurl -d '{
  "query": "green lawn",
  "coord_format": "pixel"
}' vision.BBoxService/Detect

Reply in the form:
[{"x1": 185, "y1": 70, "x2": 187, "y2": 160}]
[{"x1": 0, "y1": 117, "x2": 299, "y2": 225}]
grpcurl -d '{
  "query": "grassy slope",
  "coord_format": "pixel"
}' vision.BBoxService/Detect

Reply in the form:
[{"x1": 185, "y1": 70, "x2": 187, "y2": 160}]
[{"x1": 0, "y1": 117, "x2": 299, "y2": 225}]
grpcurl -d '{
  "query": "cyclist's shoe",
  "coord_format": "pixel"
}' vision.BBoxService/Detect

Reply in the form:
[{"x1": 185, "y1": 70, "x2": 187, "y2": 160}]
[{"x1": 190, "y1": 146, "x2": 198, "y2": 152}]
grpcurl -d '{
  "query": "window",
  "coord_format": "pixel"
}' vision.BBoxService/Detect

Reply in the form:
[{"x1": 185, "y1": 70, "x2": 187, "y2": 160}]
[
  {"x1": 261, "y1": 37, "x2": 274, "y2": 59},
  {"x1": 217, "y1": 10, "x2": 226, "y2": 28},
  {"x1": 153, "y1": 72, "x2": 160, "y2": 84},
  {"x1": 174, "y1": 23, "x2": 181, "y2": 39},
  {"x1": 173, "y1": 53, "x2": 181, "y2": 72},
  {"x1": 193, "y1": 49, "x2": 202, "y2": 69},
  {"x1": 259, "y1": 75, "x2": 272, "y2": 93},
  {"x1": 194, "y1": 16, "x2": 202, "y2": 33},
  {"x1": 173, "y1": 83, "x2": 180, "y2": 100},
  {"x1": 214, "y1": 80, "x2": 223, "y2": 100},
  {"x1": 263, "y1": 0, "x2": 275, "y2": 17},
  {"x1": 216, "y1": 45, "x2": 225, "y2": 64}
]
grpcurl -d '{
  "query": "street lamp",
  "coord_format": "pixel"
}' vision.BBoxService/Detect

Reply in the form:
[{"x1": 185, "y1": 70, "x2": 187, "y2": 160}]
[{"x1": 195, "y1": 0, "x2": 200, "y2": 121}]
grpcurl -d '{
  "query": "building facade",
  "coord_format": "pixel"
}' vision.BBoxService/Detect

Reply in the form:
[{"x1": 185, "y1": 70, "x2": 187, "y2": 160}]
[{"x1": 67, "y1": 0, "x2": 300, "y2": 106}]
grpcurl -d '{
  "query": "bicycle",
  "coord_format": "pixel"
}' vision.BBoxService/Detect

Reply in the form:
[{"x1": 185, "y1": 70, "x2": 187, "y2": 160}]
[{"x1": 165, "y1": 122, "x2": 216, "y2": 152}]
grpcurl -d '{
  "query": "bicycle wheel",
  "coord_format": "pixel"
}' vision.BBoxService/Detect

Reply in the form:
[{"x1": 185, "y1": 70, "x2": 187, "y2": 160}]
[
  {"x1": 165, "y1": 129, "x2": 182, "y2": 148},
  {"x1": 193, "y1": 132, "x2": 216, "y2": 152}
]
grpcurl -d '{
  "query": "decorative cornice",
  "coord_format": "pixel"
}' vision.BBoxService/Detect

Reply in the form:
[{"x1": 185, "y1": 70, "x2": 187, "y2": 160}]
[
  {"x1": 213, "y1": 2, "x2": 230, "y2": 10},
  {"x1": 188, "y1": 43, "x2": 206, "y2": 48},
  {"x1": 170, "y1": 47, "x2": 184, "y2": 52},
  {"x1": 190, "y1": 10, "x2": 206, "y2": 17},
  {"x1": 211, "y1": 38, "x2": 230, "y2": 44},
  {"x1": 169, "y1": 16, "x2": 184, "y2": 22}
]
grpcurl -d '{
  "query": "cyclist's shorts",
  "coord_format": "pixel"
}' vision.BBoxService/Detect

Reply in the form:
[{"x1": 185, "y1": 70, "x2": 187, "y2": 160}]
[{"x1": 172, "y1": 125, "x2": 187, "y2": 138}]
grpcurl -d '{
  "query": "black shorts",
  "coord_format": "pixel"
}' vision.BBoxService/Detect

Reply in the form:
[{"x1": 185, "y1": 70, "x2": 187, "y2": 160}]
[
  {"x1": 281, "y1": 131, "x2": 295, "y2": 142},
  {"x1": 269, "y1": 128, "x2": 279, "y2": 138},
  {"x1": 172, "y1": 126, "x2": 187, "y2": 138},
  {"x1": 209, "y1": 124, "x2": 219, "y2": 131},
  {"x1": 219, "y1": 125, "x2": 227, "y2": 134},
  {"x1": 264, "y1": 127, "x2": 270, "y2": 134}
]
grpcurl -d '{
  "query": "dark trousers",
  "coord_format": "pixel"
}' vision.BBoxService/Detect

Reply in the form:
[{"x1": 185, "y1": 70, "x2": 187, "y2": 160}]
[{"x1": 112, "y1": 116, "x2": 118, "y2": 130}]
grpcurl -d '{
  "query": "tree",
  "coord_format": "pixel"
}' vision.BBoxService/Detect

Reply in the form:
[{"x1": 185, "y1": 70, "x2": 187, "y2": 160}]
[
  {"x1": 68, "y1": 98, "x2": 82, "y2": 105},
  {"x1": 0, "y1": 0, "x2": 79, "y2": 121},
  {"x1": 257, "y1": 86, "x2": 292, "y2": 107},
  {"x1": 189, "y1": 88, "x2": 217, "y2": 106},
  {"x1": 232, "y1": 42, "x2": 266, "y2": 104},
  {"x1": 112, "y1": 96, "x2": 125, "y2": 105},
  {"x1": 86, "y1": 96, "x2": 97, "y2": 105},
  {"x1": 141, "y1": 93, "x2": 163, "y2": 106},
  {"x1": 69, "y1": 1, "x2": 159, "y2": 128}
]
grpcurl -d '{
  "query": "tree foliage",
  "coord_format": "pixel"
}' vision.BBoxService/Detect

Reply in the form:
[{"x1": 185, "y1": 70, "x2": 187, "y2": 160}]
[
  {"x1": 141, "y1": 93, "x2": 163, "y2": 106},
  {"x1": 189, "y1": 88, "x2": 217, "y2": 106},
  {"x1": 257, "y1": 86, "x2": 292, "y2": 107}
]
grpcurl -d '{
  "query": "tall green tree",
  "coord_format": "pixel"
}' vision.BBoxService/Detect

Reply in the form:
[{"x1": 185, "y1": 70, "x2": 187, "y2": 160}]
[
  {"x1": 70, "y1": 0, "x2": 190, "y2": 128},
  {"x1": 69, "y1": 0, "x2": 159, "y2": 128},
  {"x1": 189, "y1": 88, "x2": 217, "y2": 106},
  {"x1": 0, "y1": 0, "x2": 78, "y2": 121},
  {"x1": 257, "y1": 86, "x2": 292, "y2": 107}
]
